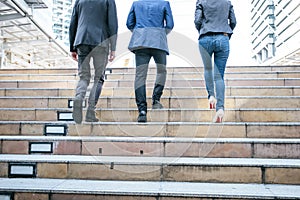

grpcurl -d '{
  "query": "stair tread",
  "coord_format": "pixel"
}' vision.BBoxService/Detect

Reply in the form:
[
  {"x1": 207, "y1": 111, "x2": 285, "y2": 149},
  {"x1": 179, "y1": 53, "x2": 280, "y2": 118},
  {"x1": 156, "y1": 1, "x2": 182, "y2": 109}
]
[
  {"x1": 0, "y1": 178, "x2": 300, "y2": 198},
  {"x1": 1, "y1": 154, "x2": 300, "y2": 167},
  {"x1": 1, "y1": 135, "x2": 300, "y2": 144},
  {"x1": 1, "y1": 108, "x2": 300, "y2": 110},
  {"x1": 1, "y1": 121, "x2": 299, "y2": 125},
  {"x1": 1, "y1": 86, "x2": 300, "y2": 88},
  {"x1": 1, "y1": 78, "x2": 300, "y2": 81},
  {"x1": 1, "y1": 70, "x2": 300, "y2": 75},
  {"x1": 1, "y1": 95, "x2": 299, "y2": 99}
]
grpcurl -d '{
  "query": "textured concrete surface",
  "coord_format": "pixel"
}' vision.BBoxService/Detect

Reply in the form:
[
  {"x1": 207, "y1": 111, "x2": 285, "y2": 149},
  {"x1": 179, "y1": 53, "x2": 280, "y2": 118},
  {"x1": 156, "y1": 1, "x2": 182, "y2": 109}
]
[{"x1": 0, "y1": 178, "x2": 300, "y2": 199}]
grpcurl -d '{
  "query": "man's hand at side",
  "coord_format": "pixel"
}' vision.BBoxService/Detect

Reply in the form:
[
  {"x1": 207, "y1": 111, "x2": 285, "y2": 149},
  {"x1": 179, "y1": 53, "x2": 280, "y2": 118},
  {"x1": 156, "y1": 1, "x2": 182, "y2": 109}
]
[
  {"x1": 71, "y1": 52, "x2": 78, "y2": 62},
  {"x1": 109, "y1": 51, "x2": 116, "y2": 62}
]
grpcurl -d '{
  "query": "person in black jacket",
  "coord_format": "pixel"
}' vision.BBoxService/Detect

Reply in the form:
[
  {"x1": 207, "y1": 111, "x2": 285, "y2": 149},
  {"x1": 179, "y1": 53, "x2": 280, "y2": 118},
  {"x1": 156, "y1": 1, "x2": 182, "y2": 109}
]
[
  {"x1": 194, "y1": 0, "x2": 236, "y2": 123},
  {"x1": 69, "y1": 0, "x2": 118, "y2": 124}
]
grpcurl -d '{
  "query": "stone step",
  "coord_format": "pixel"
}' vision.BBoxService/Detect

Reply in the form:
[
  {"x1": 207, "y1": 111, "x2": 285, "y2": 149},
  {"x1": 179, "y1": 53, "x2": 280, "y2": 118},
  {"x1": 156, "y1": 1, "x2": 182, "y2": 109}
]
[
  {"x1": 0, "y1": 178, "x2": 299, "y2": 199},
  {"x1": 1, "y1": 71, "x2": 300, "y2": 81},
  {"x1": 1, "y1": 136, "x2": 299, "y2": 159},
  {"x1": 0, "y1": 88, "x2": 75, "y2": 97},
  {"x1": 0, "y1": 121, "x2": 299, "y2": 138},
  {"x1": 104, "y1": 71, "x2": 300, "y2": 80},
  {"x1": 1, "y1": 86, "x2": 300, "y2": 97},
  {"x1": 102, "y1": 78, "x2": 300, "y2": 88},
  {"x1": 112, "y1": 65, "x2": 300, "y2": 73},
  {"x1": 0, "y1": 80, "x2": 77, "y2": 89},
  {"x1": 1, "y1": 65, "x2": 299, "y2": 74},
  {"x1": 0, "y1": 68, "x2": 77, "y2": 74},
  {"x1": 0, "y1": 74, "x2": 78, "y2": 81},
  {"x1": 0, "y1": 154, "x2": 300, "y2": 184},
  {"x1": 0, "y1": 96, "x2": 299, "y2": 109},
  {"x1": 1, "y1": 78, "x2": 299, "y2": 89},
  {"x1": 0, "y1": 108, "x2": 299, "y2": 122}
]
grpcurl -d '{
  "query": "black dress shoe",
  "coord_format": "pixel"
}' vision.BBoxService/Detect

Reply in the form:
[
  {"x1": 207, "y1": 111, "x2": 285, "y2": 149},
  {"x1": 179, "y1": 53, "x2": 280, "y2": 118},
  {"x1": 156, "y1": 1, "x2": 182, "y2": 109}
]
[{"x1": 137, "y1": 111, "x2": 147, "y2": 123}]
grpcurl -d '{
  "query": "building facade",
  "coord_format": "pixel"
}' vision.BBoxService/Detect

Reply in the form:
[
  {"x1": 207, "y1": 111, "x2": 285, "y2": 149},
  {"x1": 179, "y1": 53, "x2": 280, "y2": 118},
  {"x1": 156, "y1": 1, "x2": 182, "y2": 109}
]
[
  {"x1": 52, "y1": 0, "x2": 74, "y2": 48},
  {"x1": 250, "y1": 0, "x2": 300, "y2": 65}
]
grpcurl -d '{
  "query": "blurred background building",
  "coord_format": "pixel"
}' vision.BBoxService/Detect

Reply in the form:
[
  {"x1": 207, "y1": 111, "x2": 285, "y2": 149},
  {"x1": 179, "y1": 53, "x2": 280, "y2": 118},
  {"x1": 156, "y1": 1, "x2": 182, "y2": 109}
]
[
  {"x1": 52, "y1": 0, "x2": 73, "y2": 48},
  {"x1": 0, "y1": 0, "x2": 71, "y2": 69},
  {"x1": 250, "y1": 0, "x2": 300, "y2": 65}
]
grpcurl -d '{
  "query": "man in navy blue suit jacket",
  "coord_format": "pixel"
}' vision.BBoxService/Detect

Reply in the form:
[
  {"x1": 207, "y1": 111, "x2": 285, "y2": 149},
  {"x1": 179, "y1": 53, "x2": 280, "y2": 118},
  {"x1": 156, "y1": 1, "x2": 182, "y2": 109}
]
[
  {"x1": 126, "y1": 0, "x2": 174, "y2": 123},
  {"x1": 69, "y1": 0, "x2": 118, "y2": 124}
]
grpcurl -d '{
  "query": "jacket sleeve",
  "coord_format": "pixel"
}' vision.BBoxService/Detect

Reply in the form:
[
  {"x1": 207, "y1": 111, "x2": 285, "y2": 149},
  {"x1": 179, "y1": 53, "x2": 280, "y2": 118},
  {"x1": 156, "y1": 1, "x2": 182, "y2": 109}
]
[
  {"x1": 194, "y1": 0, "x2": 203, "y2": 32},
  {"x1": 69, "y1": 0, "x2": 78, "y2": 52},
  {"x1": 164, "y1": 1, "x2": 174, "y2": 35},
  {"x1": 107, "y1": 0, "x2": 118, "y2": 51},
  {"x1": 126, "y1": 4, "x2": 136, "y2": 31},
  {"x1": 228, "y1": 3, "x2": 237, "y2": 31}
]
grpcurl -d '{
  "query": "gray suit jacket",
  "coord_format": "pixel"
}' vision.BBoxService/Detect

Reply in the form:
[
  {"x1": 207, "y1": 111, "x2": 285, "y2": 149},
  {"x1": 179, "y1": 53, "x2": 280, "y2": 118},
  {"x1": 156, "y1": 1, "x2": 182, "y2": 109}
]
[
  {"x1": 194, "y1": 0, "x2": 236, "y2": 38},
  {"x1": 69, "y1": 0, "x2": 118, "y2": 52},
  {"x1": 126, "y1": 0, "x2": 174, "y2": 55}
]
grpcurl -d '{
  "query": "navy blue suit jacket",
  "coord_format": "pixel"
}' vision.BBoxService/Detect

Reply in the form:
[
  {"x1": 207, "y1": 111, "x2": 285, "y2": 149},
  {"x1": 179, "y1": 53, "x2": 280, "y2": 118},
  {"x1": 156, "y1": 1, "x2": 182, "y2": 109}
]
[{"x1": 126, "y1": 0, "x2": 174, "y2": 54}]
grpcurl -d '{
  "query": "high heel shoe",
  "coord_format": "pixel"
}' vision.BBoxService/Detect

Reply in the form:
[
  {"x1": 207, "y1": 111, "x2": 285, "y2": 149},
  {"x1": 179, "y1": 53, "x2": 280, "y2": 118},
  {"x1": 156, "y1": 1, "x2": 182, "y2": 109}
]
[
  {"x1": 208, "y1": 96, "x2": 216, "y2": 109},
  {"x1": 213, "y1": 109, "x2": 224, "y2": 123}
]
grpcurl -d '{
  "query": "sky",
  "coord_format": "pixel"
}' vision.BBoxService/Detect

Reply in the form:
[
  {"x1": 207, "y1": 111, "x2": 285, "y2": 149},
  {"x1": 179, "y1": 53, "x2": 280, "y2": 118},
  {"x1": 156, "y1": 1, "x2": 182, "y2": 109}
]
[{"x1": 114, "y1": 0, "x2": 255, "y2": 67}]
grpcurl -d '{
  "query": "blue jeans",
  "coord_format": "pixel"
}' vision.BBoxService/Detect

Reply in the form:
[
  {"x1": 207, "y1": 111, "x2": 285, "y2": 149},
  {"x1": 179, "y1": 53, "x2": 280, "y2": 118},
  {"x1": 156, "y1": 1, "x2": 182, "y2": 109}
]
[
  {"x1": 198, "y1": 34, "x2": 230, "y2": 111},
  {"x1": 134, "y1": 48, "x2": 167, "y2": 113},
  {"x1": 76, "y1": 45, "x2": 108, "y2": 110}
]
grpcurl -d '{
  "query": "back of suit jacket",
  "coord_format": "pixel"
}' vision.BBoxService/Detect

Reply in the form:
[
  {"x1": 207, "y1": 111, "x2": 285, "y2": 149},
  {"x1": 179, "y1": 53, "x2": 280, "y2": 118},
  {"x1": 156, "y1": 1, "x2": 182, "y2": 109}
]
[
  {"x1": 194, "y1": 0, "x2": 236, "y2": 38},
  {"x1": 126, "y1": 0, "x2": 174, "y2": 55},
  {"x1": 69, "y1": 0, "x2": 118, "y2": 52}
]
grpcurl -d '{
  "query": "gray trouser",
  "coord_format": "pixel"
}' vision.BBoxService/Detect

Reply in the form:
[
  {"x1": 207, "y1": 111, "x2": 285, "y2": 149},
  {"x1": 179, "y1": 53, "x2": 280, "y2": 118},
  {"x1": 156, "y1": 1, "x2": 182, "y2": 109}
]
[{"x1": 75, "y1": 44, "x2": 108, "y2": 110}]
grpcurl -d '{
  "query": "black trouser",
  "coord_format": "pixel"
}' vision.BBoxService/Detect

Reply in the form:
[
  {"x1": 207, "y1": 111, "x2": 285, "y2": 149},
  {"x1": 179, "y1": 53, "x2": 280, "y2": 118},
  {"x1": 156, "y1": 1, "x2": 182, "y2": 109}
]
[{"x1": 134, "y1": 48, "x2": 167, "y2": 113}]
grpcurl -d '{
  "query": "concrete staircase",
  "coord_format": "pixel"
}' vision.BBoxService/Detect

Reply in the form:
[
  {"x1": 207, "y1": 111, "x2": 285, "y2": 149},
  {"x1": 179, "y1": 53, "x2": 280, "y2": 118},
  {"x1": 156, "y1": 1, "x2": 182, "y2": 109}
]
[{"x1": 0, "y1": 65, "x2": 300, "y2": 199}]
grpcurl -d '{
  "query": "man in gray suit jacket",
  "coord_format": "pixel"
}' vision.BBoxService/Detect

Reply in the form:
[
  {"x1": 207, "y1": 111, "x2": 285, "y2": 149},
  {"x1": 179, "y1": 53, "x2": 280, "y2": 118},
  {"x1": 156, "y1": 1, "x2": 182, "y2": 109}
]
[
  {"x1": 69, "y1": 0, "x2": 118, "y2": 124},
  {"x1": 126, "y1": 0, "x2": 174, "y2": 123}
]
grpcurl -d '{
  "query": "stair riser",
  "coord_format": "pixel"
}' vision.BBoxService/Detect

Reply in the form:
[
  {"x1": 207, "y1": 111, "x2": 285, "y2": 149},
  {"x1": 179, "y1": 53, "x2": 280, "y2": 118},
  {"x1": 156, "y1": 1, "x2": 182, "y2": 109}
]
[
  {"x1": 0, "y1": 162, "x2": 299, "y2": 184},
  {"x1": 1, "y1": 66, "x2": 300, "y2": 74},
  {"x1": 0, "y1": 74, "x2": 252, "y2": 81},
  {"x1": 3, "y1": 110, "x2": 298, "y2": 122},
  {"x1": 0, "y1": 81, "x2": 76, "y2": 89},
  {"x1": 1, "y1": 123, "x2": 299, "y2": 138},
  {"x1": 3, "y1": 193, "x2": 177, "y2": 200},
  {"x1": 1, "y1": 98, "x2": 299, "y2": 109},
  {"x1": 2, "y1": 140, "x2": 300, "y2": 159},
  {"x1": 1, "y1": 79, "x2": 299, "y2": 89},
  {"x1": 103, "y1": 80, "x2": 300, "y2": 88},
  {"x1": 108, "y1": 67, "x2": 300, "y2": 73},
  {"x1": 0, "y1": 89, "x2": 75, "y2": 97},
  {"x1": 2, "y1": 192, "x2": 298, "y2": 200},
  {"x1": 1, "y1": 88, "x2": 299, "y2": 97},
  {"x1": 1, "y1": 72, "x2": 300, "y2": 81},
  {"x1": 105, "y1": 73, "x2": 300, "y2": 80},
  {"x1": 0, "y1": 69, "x2": 77, "y2": 74},
  {"x1": 0, "y1": 75, "x2": 77, "y2": 81}
]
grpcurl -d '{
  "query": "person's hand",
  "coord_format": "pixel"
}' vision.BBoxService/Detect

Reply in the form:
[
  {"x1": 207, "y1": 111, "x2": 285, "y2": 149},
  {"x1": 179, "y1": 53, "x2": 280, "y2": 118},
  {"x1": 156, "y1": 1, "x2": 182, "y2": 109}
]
[
  {"x1": 71, "y1": 52, "x2": 78, "y2": 61},
  {"x1": 109, "y1": 51, "x2": 116, "y2": 62}
]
